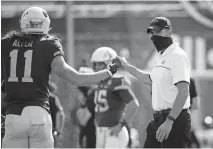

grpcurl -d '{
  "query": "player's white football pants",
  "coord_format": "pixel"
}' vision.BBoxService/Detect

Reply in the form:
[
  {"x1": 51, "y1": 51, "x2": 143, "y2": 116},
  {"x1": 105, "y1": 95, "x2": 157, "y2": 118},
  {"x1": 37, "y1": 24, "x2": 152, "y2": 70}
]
[
  {"x1": 2, "y1": 106, "x2": 54, "y2": 148},
  {"x1": 96, "y1": 126, "x2": 129, "y2": 148}
]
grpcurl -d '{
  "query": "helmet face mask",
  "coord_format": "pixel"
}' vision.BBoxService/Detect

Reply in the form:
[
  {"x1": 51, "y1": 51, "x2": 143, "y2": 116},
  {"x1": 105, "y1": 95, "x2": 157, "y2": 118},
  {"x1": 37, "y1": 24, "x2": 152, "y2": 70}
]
[
  {"x1": 92, "y1": 62, "x2": 107, "y2": 72},
  {"x1": 27, "y1": 20, "x2": 44, "y2": 29},
  {"x1": 91, "y1": 47, "x2": 117, "y2": 72},
  {"x1": 20, "y1": 7, "x2": 51, "y2": 35}
]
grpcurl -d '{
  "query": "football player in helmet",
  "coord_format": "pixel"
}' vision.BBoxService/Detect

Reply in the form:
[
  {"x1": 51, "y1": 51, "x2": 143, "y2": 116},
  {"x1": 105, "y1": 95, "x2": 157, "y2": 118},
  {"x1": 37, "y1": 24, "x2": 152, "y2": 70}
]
[
  {"x1": 91, "y1": 47, "x2": 139, "y2": 148},
  {"x1": 1, "y1": 7, "x2": 120, "y2": 148}
]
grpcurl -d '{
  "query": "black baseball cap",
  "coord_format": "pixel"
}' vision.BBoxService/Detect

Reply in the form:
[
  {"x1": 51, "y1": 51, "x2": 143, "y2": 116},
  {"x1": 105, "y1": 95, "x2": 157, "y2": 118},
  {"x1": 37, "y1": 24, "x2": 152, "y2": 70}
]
[{"x1": 147, "y1": 17, "x2": 172, "y2": 34}]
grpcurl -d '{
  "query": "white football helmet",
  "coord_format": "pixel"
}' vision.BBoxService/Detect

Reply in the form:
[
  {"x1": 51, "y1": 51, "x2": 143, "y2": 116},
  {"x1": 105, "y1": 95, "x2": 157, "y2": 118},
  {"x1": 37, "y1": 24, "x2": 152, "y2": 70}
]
[
  {"x1": 20, "y1": 7, "x2": 50, "y2": 34},
  {"x1": 91, "y1": 47, "x2": 117, "y2": 69}
]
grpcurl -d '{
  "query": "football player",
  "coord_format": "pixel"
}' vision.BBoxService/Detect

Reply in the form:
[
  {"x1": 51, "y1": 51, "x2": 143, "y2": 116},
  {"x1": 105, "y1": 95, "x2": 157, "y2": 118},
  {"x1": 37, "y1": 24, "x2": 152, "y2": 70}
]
[
  {"x1": 1, "y1": 7, "x2": 120, "y2": 148},
  {"x1": 91, "y1": 47, "x2": 140, "y2": 148}
]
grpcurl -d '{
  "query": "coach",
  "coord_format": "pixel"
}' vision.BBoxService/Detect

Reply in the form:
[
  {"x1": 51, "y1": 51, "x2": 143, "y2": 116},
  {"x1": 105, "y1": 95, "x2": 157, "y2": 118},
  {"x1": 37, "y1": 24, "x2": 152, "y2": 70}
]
[{"x1": 117, "y1": 17, "x2": 191, "y2": 148}]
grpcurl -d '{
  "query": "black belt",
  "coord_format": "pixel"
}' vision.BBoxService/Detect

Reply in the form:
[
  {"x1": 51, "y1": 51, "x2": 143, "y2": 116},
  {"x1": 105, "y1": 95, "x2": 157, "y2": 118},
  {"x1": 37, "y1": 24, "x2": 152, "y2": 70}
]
[{"x1": 153, "y1": 109, "x2": 188, "y2": 118}]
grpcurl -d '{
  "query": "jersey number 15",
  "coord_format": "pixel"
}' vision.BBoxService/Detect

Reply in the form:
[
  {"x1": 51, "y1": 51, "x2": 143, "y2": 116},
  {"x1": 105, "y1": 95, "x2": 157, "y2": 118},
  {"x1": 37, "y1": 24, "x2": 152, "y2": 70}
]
[
  {"x1": 8, "y1": 49, "x2": 33, "y2": 82},
  {"x1": 94, "y1": 90, "x2": 109, "y2": 112}
]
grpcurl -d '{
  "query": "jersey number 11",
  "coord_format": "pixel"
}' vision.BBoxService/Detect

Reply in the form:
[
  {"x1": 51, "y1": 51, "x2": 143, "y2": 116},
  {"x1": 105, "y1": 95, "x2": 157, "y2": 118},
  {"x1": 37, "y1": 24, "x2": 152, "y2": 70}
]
[{"x1": 8, "y1": 49, "x2": 33, "y2": 82}]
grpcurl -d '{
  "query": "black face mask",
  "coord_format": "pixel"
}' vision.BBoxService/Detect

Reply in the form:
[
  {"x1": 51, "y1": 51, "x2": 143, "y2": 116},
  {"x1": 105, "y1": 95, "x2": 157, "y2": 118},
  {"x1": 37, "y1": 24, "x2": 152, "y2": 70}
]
[{"x1": 151, "y1": 35, "x2": 173, "y2": 52}]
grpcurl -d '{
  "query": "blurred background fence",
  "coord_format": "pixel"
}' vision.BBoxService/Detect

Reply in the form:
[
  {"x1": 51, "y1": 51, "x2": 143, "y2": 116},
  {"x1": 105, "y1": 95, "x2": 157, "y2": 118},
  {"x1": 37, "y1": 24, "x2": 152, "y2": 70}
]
[{"x1": 1, "y1": 0, "x2": 213, "y2": 147}]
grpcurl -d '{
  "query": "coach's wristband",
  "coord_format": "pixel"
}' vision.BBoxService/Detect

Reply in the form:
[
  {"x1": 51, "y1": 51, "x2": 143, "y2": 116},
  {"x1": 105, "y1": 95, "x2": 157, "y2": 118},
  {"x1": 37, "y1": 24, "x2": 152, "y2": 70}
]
[{"x1": 167, "y1": 115, "x2": 176, "y2": 122}]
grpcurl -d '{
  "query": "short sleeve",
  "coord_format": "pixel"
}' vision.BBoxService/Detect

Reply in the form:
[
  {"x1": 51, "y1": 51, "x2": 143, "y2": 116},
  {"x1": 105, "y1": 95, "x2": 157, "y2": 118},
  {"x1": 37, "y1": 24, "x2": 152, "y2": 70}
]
[
  {"x1": 50, "y1": 39, "x2": 64, "y2": 58},
  {"x1": 171, "y1": 53, "x2": 190, "y2": 85},
  {"x1": 113, "y1": 77, "x2": 131, "y2": 91},
  {"x1": 46, "y1": 38, "x2": 64, "y2": 65},
  {"x1": 116, "y1": 89, "x2": 137, "y2": 104},
  {"x1": 113, "y1": 77, "x2": 137, "y2": 103}
]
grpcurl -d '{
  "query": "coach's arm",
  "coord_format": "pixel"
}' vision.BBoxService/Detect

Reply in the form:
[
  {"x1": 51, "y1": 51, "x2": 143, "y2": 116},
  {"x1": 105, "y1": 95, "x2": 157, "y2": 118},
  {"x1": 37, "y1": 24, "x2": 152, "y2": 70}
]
[
  {"x1": 168, "y1": 54, "x2": 191, "y2": 120},
  {"x1": 168, "y1": 81, "x2": 189, "y2": 120},
  {"x1": 116, "y1": 57, "x2": 152, "y2": 86}
]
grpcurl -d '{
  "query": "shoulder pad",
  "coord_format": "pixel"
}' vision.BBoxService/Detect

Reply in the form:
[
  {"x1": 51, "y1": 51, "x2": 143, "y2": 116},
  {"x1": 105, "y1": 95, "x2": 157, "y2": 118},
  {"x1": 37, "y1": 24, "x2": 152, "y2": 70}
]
[
  {"x1": 52, "y1": 39, "x2": 62, "y2": 51},
  {"x1": 46, "y1": 34, "x2": 59, "y2": 40},
  {"x1": 42, "y1": 35, "x2": 63, "y2": 51},
  {"x1": 111, "y1": 76, "x2": 131, "y2": 91}
]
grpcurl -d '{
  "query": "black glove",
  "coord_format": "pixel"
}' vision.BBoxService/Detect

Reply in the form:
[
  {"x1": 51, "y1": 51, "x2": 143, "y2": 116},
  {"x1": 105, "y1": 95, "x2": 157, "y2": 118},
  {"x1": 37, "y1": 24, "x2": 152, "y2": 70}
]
[
  {"x1": 108, "y1": 57, "x2": 122, "y2": 75},
  {"x1": 112, "y1": 57, "x2": 122, "y2": 66}
]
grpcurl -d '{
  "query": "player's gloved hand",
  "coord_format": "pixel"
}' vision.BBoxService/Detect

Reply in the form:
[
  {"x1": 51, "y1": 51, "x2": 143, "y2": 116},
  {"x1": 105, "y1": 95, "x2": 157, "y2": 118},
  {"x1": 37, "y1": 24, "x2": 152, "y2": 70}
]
[
  {"x1": 109, "y1": 122, "x2": 123, "y2": 136},
  {"x1": 112, "y1": 56, "x2": 122, "y2": 66},
  {"x1": 108, "y1": 58, "x2": 122, "y2": 75},
  {"x1": 114, "y1": 56, "x2": 128, "y2": 69}
]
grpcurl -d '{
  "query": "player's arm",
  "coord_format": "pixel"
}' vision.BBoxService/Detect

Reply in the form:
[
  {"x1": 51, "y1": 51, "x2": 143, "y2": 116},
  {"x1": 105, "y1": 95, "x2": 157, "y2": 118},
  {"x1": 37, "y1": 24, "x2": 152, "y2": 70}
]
[
  {"x1": 51, "y1": 56, "x2": 115, "y2": 86},
  {"x1": 123, "y1": 99, "x2": 139, "y2": 127},
  {"x1": 55, "y1": 97, "x2": 65, "y2": 135},
  {"x1": 117, "y1": 57, "x2": 152, "y2": 86},
  {"x1": 114, "y1": 83, "x2": 140, "y2": 126}
]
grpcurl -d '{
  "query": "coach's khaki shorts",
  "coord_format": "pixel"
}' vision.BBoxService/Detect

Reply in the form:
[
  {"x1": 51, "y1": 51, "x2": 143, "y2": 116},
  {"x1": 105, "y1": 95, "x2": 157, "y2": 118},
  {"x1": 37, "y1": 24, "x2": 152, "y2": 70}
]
[{"x1": 2, "y1": 106, "x2": 54, "y2": 148}]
